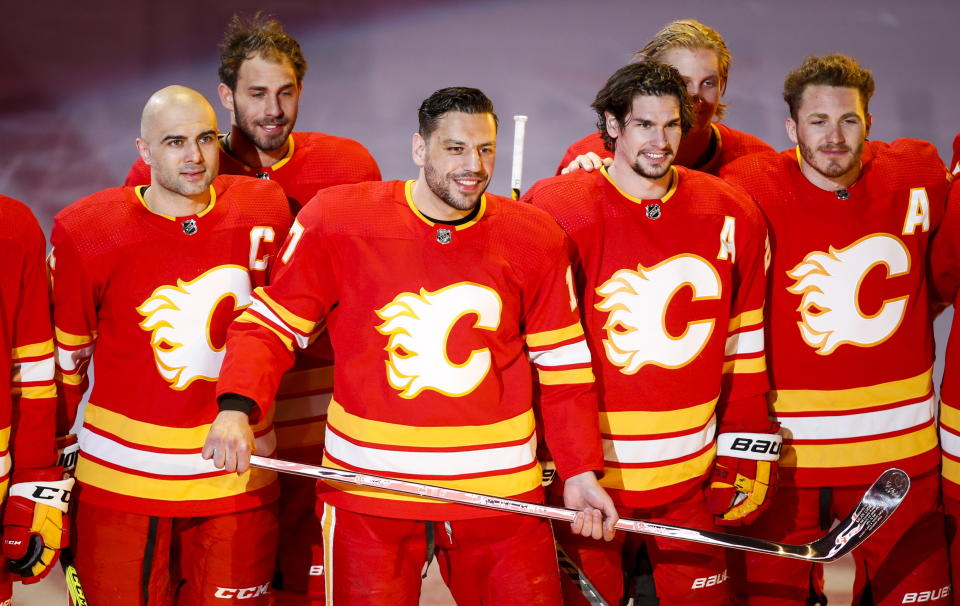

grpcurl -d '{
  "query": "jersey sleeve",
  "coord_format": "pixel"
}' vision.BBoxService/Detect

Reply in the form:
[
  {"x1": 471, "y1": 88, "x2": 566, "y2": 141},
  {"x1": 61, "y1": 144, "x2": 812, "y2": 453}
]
[
  {"x1": 217, "y1": 205, "x2": 339, "y2": 420},
  {"x1": 125, "y1": 157, "x2": 151, "y2": 187},
  {"x1": 716, "y1": 201, "x2": 773, "y2": 433},
  {"x1": 49, "y1": 221, "x2": 98, "y2": 436},
  {"x1": 8, "y1": 213, "x2": 58, "y2": 475},
  {"x1": 931, "y1": 183, "x2": 960, "y2": 310},
  {"x1": 522, "y1": 231, "x2": 604, "y2": 480}
]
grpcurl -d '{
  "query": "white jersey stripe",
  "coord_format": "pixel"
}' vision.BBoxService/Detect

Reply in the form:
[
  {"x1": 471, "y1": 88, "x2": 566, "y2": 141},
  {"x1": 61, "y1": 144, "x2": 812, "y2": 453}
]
[
  {"x1": 11, "y1": 356, "x2": 55, "y2": 383},
  {"x1": 779, "y1": 396, "x2": 934, "y2": 441},
  {"x1": 724, "y1": 328, "x2": 764, "y2": 357},
  {"x1": 78, "y1": 427, "x2": 277, "y2": 476},
  {"x1": 604, "y1": 414, "x2": 716, "y2": 464},
  {"x1": 249, "y1": 299, "x2": 311, "y2": 349},
  {"x1": 528, "y1": 340, "x2": 592, "y2": 367}
]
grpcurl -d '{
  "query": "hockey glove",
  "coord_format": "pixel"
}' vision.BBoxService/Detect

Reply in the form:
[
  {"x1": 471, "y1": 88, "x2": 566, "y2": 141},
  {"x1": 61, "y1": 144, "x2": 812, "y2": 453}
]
[
  {"x1": 56, "y1": 434, "x2": 79, "y2": 475},
  {"x1": 707, "y1": 430, "x2": 781, "y2": 526},
  {"x1": 2, "y1": 468, "x2": 73, "y2": 582}
]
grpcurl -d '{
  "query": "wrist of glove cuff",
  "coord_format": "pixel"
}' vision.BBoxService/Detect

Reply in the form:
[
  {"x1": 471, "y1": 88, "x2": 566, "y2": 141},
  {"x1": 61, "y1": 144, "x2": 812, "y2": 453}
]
[{"x1": 217, "y1": 393, "x2": 255, "y2": 415}]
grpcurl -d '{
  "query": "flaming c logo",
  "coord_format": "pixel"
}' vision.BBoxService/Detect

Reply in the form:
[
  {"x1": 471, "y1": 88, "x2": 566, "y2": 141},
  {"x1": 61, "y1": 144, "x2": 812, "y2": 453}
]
[
  {"x1": 375, "y1": 282, "x2": 502, "y2": 398},
  {"x1": 137, "y1": 265, "x2": 252, "y2": 389},
  {"x1": 786, "y1": 234, "x2": 910, "y2": 355},
  {"x1": 595, "y1": 255, "x2": 721, "y2": 374}
]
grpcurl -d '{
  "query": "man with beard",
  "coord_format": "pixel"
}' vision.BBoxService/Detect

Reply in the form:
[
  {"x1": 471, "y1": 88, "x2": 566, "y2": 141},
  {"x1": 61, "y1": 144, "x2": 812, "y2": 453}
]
[
  {"x1": 127, "y1": 16, "x2": 381, "y2": 604},
  {"x1": 720, "y1": 54, "x2": 952, "y2": 605},
  {"x1": 53, "y1": 85, "x2": 292, "y2": 605},
  {"x1": 556, "y1": 19, "x2": 772, "y2": 177},
  {"x1": 207, "y1": 86, "x2": 618, "y2": 605},
  {"x1": 522, "y1": 61, "x2": 775, "y2": 605}
]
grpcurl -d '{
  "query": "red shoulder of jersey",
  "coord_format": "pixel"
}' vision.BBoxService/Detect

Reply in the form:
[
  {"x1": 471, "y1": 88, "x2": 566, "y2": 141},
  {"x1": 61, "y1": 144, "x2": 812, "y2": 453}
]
[
  {"x1": 292, "y1": 132, "x2": 381, "y2": 182},
  {"x1": 714, "y1": 123, "x2": 775, "y2": 166},
  {"x1": 556, "y1": 132, "x2": 609, "y2": 175},
  {"x1": 951, "y1": 132, "x2": 960, "y2": 175},
  {"x1": 863, "y1": 138, "x2": 950, "y2": 187},
  {"x1": 0, "y1": 195, "x2": 44, "y2": 246}
]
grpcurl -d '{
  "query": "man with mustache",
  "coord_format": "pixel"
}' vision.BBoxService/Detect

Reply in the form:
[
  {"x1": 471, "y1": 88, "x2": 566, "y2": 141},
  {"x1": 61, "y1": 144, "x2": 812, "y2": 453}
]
[
  {"x1": 209, "y1": 86, "x2": 618, "y2": 605},
  {"x1": 556, "y1": 19, "x2": 772, "y2": 177},
  {"x1": 523, "y1": 61, "x2": 775, "y2": 605},
  {"x1": 720, "y1": 54, "x2": 952, "y2": 605},
  {"x1": 52, "y1": 85, "x2": 292, "y2": 605},
  {"x1": 126, "y1": 16, "x2": 382, "y2": 604}
]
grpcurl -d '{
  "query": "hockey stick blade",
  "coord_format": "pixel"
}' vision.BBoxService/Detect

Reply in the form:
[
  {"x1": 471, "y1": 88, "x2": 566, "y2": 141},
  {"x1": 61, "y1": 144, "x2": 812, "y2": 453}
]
[{"x1": 250, "y1": 456, "x2": 908, "y2": 563}]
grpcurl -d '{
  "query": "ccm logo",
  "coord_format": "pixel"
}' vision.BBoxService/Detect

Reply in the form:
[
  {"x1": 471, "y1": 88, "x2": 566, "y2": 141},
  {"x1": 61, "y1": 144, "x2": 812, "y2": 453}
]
[
  {"x1": 728, "y1": 438, "x2": 781, "y2": 456},
  {"x1": 31, "y1": 486, "x2": 70, "y2": 503},
  {"x1": 309, "y1": 565, "x2": 324, "y2": 576},
  {"x1": 902, "y1": 585, "x2": 950, "y2": 603},
  {"x1": 214, "y1": 584, "x2": 270, "y2": 599},
  {"x1": 691, "y1": 570, "x2": 728, "y2": 589}
]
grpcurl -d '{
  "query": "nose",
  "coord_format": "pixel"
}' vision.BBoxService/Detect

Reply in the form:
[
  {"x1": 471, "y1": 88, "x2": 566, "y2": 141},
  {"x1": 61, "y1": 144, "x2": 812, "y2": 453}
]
[
  {"x1": 653, "y1": 127, "x2": 669, "y2": 148},
  {"x1": 264, "y1": 94, "x2": 283, "y2": 118},
  {"x1": 184, "y1": 139, "x2": 203, "y2": 163},
  {"x1": 463, "y1": 148, "x2": 483, "y2": 171},
  {"x1": 826, "y1": 122, "x2": 845, "y2": 144}
]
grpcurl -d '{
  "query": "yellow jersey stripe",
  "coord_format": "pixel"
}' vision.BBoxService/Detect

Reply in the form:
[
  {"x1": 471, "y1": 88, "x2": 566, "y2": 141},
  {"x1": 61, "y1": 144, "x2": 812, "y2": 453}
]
[
  {"x1": 600, "y1": 446, "x2": 715, "y2": 492},
  {"x1": 84, "y1": 403, "x2": 273, "y2": 449},
  {"x1": 321, "y1": 457, "x2": 541, "y2": 504},
  {"x1": 728, "y1": 309, "x2": 763, "y2": 332},
  {"x1": 941, "y1": 400, "x2": 960, "y2": 430},
  {"x1": 12, "y1": 340, "x2": 54, "y2": 359},
  {"x1": 600, "y1": 397, "x2": 717, "y2": 435},
  {"x1": 525, "y1": 323, "x2": 584, "y2": 348},
  {"x1": 54, "y1": 329, "x2": 94, "y2": 347},
  {"x1": 13, "y1": 384, "x2": 57, "y2": 399},
  {"x1": 779, "y1": 424, "x2": 937, "y2": 469},
  {"x1": 771, "y1": 368, "x2": 932, "y2": 413},
  {"x1": 327, "y1": 400, "x2": 534, "y2": 448},
  {"x1": 76, "y1": 457, "x2": 276, "y2": 501},
  {"x1": 537, "y1": 367, "x2": 594, "y2": 386},
  {"x1": 722, "y1": 356, "x2": 766, "y2": 375},
  {"x1": 256, "y1": 288, "x2": 316, "y2": 335}
]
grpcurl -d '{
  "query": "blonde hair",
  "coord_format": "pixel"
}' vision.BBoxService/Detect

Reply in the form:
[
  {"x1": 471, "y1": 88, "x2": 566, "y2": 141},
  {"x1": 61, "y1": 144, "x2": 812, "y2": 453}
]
[{"x1": 632, "y1": 19, "x2": 730, "y2": 120}]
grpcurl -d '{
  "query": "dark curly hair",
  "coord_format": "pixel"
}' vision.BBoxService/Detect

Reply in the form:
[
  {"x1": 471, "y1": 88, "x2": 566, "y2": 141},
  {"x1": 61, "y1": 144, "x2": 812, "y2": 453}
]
[
  {"x1": 418, "y1": 87, "x2": 499, "y2": 139},
  {"x1": 592, "y1": 62, "x2": 695, "y2": 153},
  {"x1": 218, "y1": 13, "x2": 308, "y2": 91},
  {"x1": 783, "y1": 54, "x2": 875, "y2": 120}
]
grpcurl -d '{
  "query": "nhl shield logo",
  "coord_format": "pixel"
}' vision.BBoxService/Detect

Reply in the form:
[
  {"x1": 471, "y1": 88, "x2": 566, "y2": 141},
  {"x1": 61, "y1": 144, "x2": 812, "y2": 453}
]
[
  {"x1": 181, "y1": 219, "x2": 198, "y2": 235},
  {"x1": 645, "y1": 203, "x2": 661, "y2": 220},
  {"x1": 436, "y1": 228, "x2": 452, "y2": 245}
]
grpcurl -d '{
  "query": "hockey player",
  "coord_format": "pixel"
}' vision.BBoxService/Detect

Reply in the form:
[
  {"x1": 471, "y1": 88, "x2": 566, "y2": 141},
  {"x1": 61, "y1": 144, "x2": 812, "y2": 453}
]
[
  {"x1": 522, "y1": 61, "x2": 775, "y2": 605},
  {"x1": 556, "y1": 19, "x2": 772, "y2": 177},
  {"x1": 719, "y1": 54, "x2": 952, "y2": 605},
  {"x1": 126, "y1": 15, "x2": 382, "y2": 603},
  {"x1": 930, "y1": 173, "x2": 960, "y2": 606},
  {"x1": 52, "y1": 86, "x2": 293, "y2": 605},
  {"x1": 210, "y1": 86, "x2": 618, "y2": 605},
  {"x1": 0, "y1": 195, "x2": 70, "y2": 603}
]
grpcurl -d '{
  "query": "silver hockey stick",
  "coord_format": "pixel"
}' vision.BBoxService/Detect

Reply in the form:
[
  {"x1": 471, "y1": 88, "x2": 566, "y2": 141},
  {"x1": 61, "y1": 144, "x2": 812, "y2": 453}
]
[{"x1": 251, "y1": 456, "x2": 908, "y2": 563}]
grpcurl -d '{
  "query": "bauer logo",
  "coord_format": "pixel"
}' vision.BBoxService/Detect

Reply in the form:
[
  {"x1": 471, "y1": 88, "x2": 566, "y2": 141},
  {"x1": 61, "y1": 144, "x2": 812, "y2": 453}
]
[
  {"x1": 214, "y1": 584, "x2": 270, "y2": 599},
  {"x1": 729, "y1": 437, "x2": 781, "y2": 456},
  {"x1": 691, "y1": 570, "x2": 728, "y2": 589},
  {"x1": 901, "y1": 585, "x2": 950, "y2": 603}
]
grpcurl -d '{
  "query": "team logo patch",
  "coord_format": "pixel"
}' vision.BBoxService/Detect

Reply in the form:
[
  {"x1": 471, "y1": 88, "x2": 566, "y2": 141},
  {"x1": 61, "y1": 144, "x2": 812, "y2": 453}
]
[
  {"x1": 138, "y1": 265, "x2": 252, "y2": 389},
  {"x1": 787, "y1": 234, "x2": 910, "y2": 355},
  {"x1": 375, "y1": 282, "x2": 502, "y2": 398},
  {"x1": 181, "y1": 219, "x2": 198, "y2": 235},
  {"x1": 645, "y1": 203, "x2": 661, "y2": 220},
  {"x1": 595, "y1": 254, "x2": 721, "y2": 374},
  {"x1": 436, "y1": 228, "x2": 452, "y2": 245}
]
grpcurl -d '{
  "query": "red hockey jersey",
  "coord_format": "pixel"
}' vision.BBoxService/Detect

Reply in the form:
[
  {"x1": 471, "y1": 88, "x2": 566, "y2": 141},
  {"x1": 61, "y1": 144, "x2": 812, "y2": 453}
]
[
  {"x1": 555, "y1": 122, "x2": 773, "y2": 176},
  {"x1": 51, "y1": 176, "x2": 293, "y2": 516},
  {"x1": 128, "y1": 131, "x2": 380, "y2": 462},
  {"x1": 523, "y1": 166, "x2": 770, "y2": 507},
  {"x1": 721, "y1": 140, "x2": 950, "y2": 487},
  {"x1": 0, "y1": 196, "x2": 58, "y2": 503},
  {"x1": 929, "y1": 179, "x2": 960, "y2": 499},
  {"x1": 217, "y1": 180, "x2": 605, "y2": 520}
]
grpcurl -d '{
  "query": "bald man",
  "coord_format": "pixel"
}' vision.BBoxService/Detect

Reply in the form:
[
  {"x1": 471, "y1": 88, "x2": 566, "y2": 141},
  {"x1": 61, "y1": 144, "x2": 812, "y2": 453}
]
[{"x1": 50, "y1": 85, "x2": 293, "y2": 605}]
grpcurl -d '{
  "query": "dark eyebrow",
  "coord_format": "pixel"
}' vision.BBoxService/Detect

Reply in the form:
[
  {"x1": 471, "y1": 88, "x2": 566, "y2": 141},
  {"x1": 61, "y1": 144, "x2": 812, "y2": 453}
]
[
  {"x1": 247, "y1": 83, "x2": 296, "y2": 92},
  {"x1": 160, "y1": 129, "x2": 217, "y2": 143}
]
